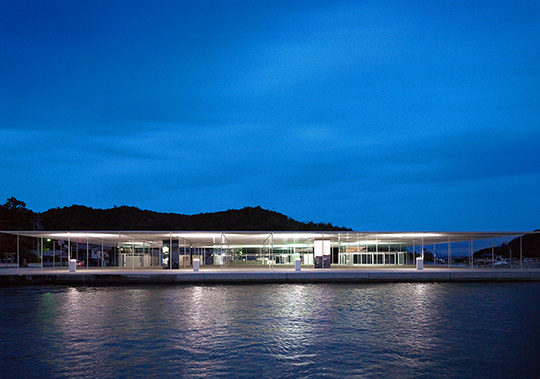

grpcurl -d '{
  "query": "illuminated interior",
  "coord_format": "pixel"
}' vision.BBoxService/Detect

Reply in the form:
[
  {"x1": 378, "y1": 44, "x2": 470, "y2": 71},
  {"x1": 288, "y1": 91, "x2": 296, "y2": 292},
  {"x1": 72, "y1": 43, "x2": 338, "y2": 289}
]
[{"x1": 3, "y1": 230, "x2": 531, "y2": 269}]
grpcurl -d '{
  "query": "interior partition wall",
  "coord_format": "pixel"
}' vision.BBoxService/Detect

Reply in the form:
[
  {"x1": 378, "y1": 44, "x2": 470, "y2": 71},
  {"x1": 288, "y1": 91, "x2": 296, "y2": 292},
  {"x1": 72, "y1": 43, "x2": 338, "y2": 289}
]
[{"x1": 338, "y1": 241, "x2": 406, "y2": 266}]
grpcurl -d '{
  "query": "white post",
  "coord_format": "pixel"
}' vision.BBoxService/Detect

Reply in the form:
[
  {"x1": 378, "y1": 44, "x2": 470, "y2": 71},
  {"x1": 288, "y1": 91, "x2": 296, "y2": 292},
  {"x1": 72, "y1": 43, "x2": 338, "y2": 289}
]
[
  {"x1": 69, "y1": 257, "x2": 77, "y2": 272},
  {"x1": 416, "y1": 237, "x2": 424, "y2": 270},
  {"x1": 53, "y1": 240, "x2": 55, "y2": 268},
  {"x1": 86, "y1": 236, "x2": 89, "y2": 269}
]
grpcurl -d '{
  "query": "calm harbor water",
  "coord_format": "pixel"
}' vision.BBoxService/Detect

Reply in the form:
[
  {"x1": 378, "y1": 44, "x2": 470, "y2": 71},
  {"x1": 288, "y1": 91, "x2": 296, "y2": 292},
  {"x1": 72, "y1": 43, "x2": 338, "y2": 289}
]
[{"x1": 1, "y1": 282, "x2": 539, "y2": 378}]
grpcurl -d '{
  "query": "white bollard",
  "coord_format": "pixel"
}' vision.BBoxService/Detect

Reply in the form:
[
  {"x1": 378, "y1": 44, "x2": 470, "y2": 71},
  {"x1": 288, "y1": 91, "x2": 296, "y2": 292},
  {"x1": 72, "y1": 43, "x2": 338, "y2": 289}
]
[
  {"x1": 69, "y1": 259, "x2": 77, "y2": 273},
  {"x1": 295, "y1": 257, "x2": 301, "y2": 271},
  {"x1": 416, "y1": 257, "x2": 424, "y2": 270},
  {"x1": 193, "y1": 258, "x2": 199, "y2": 272}
]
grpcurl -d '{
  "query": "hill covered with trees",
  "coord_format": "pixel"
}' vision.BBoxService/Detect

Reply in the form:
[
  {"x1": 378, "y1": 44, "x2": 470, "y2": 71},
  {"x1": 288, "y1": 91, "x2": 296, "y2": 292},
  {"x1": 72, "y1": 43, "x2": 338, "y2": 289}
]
[
  {"x1": 473, "y1": 231, "x2": 540, "y2": 259},
  {"x1": 1, "y1": 197, "x2": 349, "y2": 232}
]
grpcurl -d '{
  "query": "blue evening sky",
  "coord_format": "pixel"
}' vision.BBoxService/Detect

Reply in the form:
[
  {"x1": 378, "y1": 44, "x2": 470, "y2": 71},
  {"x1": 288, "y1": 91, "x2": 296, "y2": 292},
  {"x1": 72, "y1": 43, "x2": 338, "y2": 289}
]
[{"x1": 1, "y1": 0, "x2": 539, "y2": 231}]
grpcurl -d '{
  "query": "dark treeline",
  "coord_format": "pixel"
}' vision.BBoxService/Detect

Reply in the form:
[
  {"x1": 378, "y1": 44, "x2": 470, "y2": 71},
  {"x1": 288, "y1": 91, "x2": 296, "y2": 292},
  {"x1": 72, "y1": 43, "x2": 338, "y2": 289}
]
[
  {"x1": 0, "y1": 197, "x2": 34, "y2": 256},
  {"x1": 0, "y1": 197, "x2": 350, "y2": 232},
  {"x1": 473, "y1": 232, "x2": 540, "y2": 259},
  {"x1": 3, "y1": 196, "x2": 540, "y2": 258}
]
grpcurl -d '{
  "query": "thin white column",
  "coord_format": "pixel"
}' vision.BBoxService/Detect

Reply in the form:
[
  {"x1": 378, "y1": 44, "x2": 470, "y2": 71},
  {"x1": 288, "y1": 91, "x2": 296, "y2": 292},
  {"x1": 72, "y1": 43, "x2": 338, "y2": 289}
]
[
  {"x1": 40, "y1": 237, "x2": 43, "y2": 270},
  {"x1": 421, "y1": 236, "x2": 424, "y2": 264},
  {"x1": 53, "y1": 240, "x2": 55, "y2": 268},
  {"x1": 270, "y1": 233, "x2": 276, "y2": 271},
  {"x1": 170, "y1": 233, "x2": 172, "y2": 270},
  {"x1": 86, "y1": 236, "x2": 89, "y2": 269},
  {"x1": 271, "y1": 233, "x2": 274, "y2": 270},
  {"x1": 220, "y1": 233, "x2": 224, "y2": 271},
  {"x1": 376, "y1": 237, "x2": 380, "y2": 265},
  {"x1": 470, "y1": 235, "x2": 474, "y2": 269},
  {"x1": 118, "y1": 234, "x2": 121, "y2": 270}
]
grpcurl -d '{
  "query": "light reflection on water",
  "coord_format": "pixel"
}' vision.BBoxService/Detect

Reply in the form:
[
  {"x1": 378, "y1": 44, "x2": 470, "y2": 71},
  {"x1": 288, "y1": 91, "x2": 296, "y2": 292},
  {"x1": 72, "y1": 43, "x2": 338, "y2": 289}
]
[{"x1": 1, "y1": 283, "x2": 540, "y2": 378}]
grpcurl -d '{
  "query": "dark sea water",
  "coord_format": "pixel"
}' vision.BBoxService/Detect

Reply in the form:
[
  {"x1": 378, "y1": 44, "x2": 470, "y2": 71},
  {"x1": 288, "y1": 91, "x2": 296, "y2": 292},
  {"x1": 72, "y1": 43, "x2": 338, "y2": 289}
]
[{"x1": 1, "y1": 282, "x2": 540, "y2": 378}]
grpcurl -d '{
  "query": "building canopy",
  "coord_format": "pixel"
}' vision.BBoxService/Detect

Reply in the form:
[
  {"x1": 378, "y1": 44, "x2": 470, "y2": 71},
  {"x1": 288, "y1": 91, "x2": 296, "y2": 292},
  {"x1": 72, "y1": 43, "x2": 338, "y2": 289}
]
[{"x1": 3, "y1": 230, "x2": 530, "y2": 249}]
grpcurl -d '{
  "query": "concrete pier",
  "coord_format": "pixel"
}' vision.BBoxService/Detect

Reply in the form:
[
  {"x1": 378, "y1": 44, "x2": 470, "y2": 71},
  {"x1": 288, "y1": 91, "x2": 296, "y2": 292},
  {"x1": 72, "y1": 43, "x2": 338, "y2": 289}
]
[{"x1": 1, "y1": 267, "x2": 540, "y2": 285}]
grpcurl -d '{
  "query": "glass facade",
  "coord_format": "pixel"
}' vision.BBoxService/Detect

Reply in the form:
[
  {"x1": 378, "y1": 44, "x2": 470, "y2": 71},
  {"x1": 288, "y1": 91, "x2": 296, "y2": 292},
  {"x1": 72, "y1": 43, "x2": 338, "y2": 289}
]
[{"x1": 5, "y1": 230, "x2": 538, "y2": 269}]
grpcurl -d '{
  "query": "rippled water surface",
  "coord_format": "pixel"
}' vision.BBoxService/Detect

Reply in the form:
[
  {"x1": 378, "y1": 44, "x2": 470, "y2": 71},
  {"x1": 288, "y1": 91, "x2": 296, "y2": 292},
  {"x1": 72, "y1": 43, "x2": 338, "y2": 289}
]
[{"x1": 1, "y1": 282, "x2": 540, "y2": 378}]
